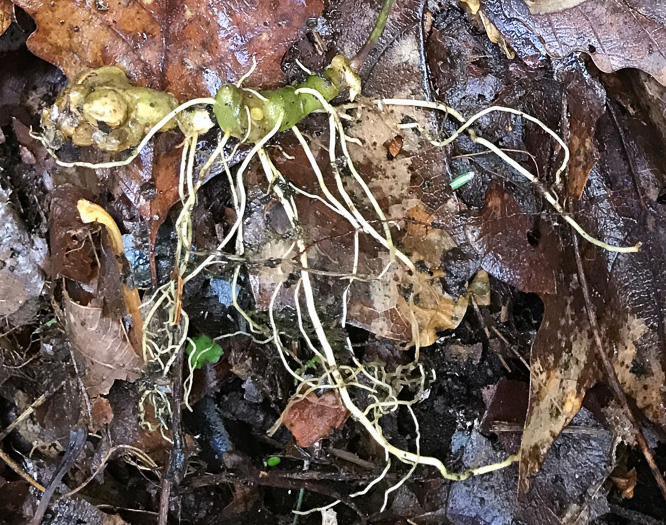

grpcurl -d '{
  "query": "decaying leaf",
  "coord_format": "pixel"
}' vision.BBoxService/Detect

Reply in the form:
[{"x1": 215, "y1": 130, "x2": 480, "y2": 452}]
[
  {"x1": 14, "y1": 0, "x2": 325, "y2": 99},
  {"x1": 482, "y1": 0, "x2": 666, "y2": 86},
  {"x1": 0, "y1": 187, "x2": 46, "y2": 317},
  {"x1": 558, "y1": 60, "x2": 606, "y2": 199},
  {"x1": 281, "y1": 390, "x2": 349, "y2": 447},
  {"x1": 0, "y1": 0, "x2": 11, "y2": 37},
  {"x1": 348, "y1": 204, "x2": 470, "y2": 346},
  {"x1": 64, "y1": 293, "x2": 143, "y2": 400},
  {"x1": 49, "y1": 185, "x2": 98, "y2": 284},
  {"x1": 525, "y1": 0, "x2": 589, "y2": 14},
  {"x1": 518, "y1": 107, "x2": 666, "y2": 492},
  {"x1": 474, "y1": 182, "x2": 558, "y2": 295},
  {"x1": 610, "y1": 467, "x2": 637, "y2": 499}
]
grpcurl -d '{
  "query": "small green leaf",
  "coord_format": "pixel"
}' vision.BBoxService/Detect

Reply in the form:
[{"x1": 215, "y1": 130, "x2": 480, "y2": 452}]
[
  {"x1": 186, "y1": 334, "x2": 224, "y2": 368},
  {"x1": 266, "y1": 456, "x2": 281, "y2": 467}
]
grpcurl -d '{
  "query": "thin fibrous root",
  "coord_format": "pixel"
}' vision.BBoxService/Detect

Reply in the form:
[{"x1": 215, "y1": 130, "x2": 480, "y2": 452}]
[
  {"x1": 377, "y1": 98, "x2": 641, "y2": 254},
  {"x1": 256, "y1": 139, "x2": 519, "y2": 488}
]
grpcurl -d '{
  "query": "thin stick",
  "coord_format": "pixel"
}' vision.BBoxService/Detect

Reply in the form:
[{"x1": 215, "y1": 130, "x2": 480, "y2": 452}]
[
  {"x1": 0, "y1": 382, "x2": 65, "y2": 443},
  {"x1": 0, "y1": 448, "x2": 45, "y2": 491},
  {"x1": 64, "y1": 445, "x2": 157, "y2": 497}
]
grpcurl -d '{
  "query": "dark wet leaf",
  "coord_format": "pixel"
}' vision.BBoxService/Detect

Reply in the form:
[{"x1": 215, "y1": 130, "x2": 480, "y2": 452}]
[
  {"x1": 49, "y1": 185, "x2": 98, "y2": 284},
  {"x1": 448, "y1": 407, "x2": 615, "y2": 524},
  {"x1": 0, "y1": 186, "x2": 46, "y2": 317},
  {"x1": 13, "y1": 0, "x2": 325, "y2": 99},
  {"x1": 519, "y1": 104, "x2": 666, "y2": 493},
  {"x1": 558, "y1": 59, "x2": 606, "y2": 199},
  {"x1": 482, "y1": 0, "x2": 666, "y2": 86},
  {"x1": 473, "y1": 182, "x2": 558, "y2": 295}
]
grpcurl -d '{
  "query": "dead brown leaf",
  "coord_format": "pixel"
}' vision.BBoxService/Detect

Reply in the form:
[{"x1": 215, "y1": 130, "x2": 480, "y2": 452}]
[
  {"x1": 524, "y1": 0, "x2": 588, "y2": 14},
  {"x1": 49, "y1": 185, "x2": 99, "y2": 284},
  {"x1": 483, "y1": 0, "x2": 666, "y2": 86},
  {"x1": 0, "y1": 0, "x2": 11, "y2": 36},
  {"x1": 517, "y1": 106, "x2": 666, "y2": 493},
  {"x1": 610, "y1": 467, "x2": 637, "y2": 499},
  {"x1": 14, "y1": 0, "x2": 324, "y2": 99},
  {"x1": 474, "y1": 182, "x2": 558, "y2": 295},
  {"x1": 558, "y1": 61, "x2": 606, "y2": 199},
  {"x1": 64, "y1": 293, "x2": 144, "y2": 400},
  {"x1": 281, "y1": 390, "x2": 349, "y2": 448}
]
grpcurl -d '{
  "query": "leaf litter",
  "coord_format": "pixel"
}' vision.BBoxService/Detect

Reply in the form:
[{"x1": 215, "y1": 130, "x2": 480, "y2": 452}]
[{"x1": 0, "y1": 0, "x2": 666, "y2": 523}]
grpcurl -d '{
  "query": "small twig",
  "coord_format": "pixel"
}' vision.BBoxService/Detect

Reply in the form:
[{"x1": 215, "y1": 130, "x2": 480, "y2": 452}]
[
  {"x1": 31, "y1": 428, "x2": 87, "y2": 525},
  {"x1": 0, "y1": 448, "x2": 45, "y2": 492},
  {"x1": 0, "y1": 381, "x2": 65, "y2": 443},
  {"x1": 64, "y1": 445, "x2": 157, "y2": 497},
  {"x1": 572, "y1": 233, "x2": 666, "y2": 500},
  {"x1": 159, "y1": 345, "x2": 186, "y2": 525}
]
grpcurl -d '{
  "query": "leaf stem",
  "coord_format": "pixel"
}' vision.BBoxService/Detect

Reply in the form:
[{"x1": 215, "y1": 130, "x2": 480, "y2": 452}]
[{"x1": 351, "y1": 0, "x2": 397, "y2": 70}]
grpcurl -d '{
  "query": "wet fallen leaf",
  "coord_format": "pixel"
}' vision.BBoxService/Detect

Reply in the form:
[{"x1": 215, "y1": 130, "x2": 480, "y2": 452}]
[
  {"x1": 14, "y1": 0, "x2": 324, "y2": 99},
  {"x1": 39, "y1": 497, "x2": 129, "y2": 525},
  {"x1": 384, "y1": 135, "x2": 403, "y2": 159},
  {"x1": 64, "y1": 293, "x2": 144, "y2": 400},
  {"x1": 518, "y1": 105, "x2": 666, "y2": 493},
  {"x1": 348, "y1": 204, "x2": 470, "y2": 346},
  {"x1": 558, "y1": 60, "x2": 606, "y2": 199},
  {"x1": 524, "y1": 0, "x2": 588, "y2": 14},
  {"x1": 448, "y1": 407, "x2": 615, "y2": 524},
  {"x1": 0, "y1": 186, "x2": 47, "y2": 317},
  {"x1": 473, "y1": 182, "x2": 558, "y2": 295},
  {"x1": 49, "y1": 185, "x2": 99, "y2": 284},
  {"x1": 483, "y1": 0, "x2": 666, "y2": 86},
  {"x1": 281, "y1": 390, "x2": 349, "y2": 447}
]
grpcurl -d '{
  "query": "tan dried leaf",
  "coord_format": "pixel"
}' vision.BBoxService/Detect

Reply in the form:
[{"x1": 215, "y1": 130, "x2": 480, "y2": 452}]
[
  {"x1": 65, "y1": 294, "x2": 144, "y2": 399},
  {"x1": 525, "y1": 0, "x2": 589, "y2": 14},
  {"x1": 0, "y1": 0, "x2": 11, "y2": 37}
]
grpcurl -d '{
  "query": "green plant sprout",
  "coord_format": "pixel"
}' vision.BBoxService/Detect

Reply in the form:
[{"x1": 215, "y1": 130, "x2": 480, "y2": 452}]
[
  {"x1": 186, "y1": 334, "x2": 224, "y2": 368},
  {"x1": 39, "y1": 0, "x2": 643, "y2": 513},
  {"x1": 450, "y1": 171, "x2": 475, "y2": 190}
]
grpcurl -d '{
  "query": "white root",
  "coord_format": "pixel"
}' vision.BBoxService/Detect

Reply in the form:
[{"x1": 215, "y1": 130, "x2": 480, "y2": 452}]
[
  {"x1": 97, "y1": 76, "x2": 628, "y2": 510},
  {"x1": 377, "y1": 98, "x2": 641, "y2": 253}
]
